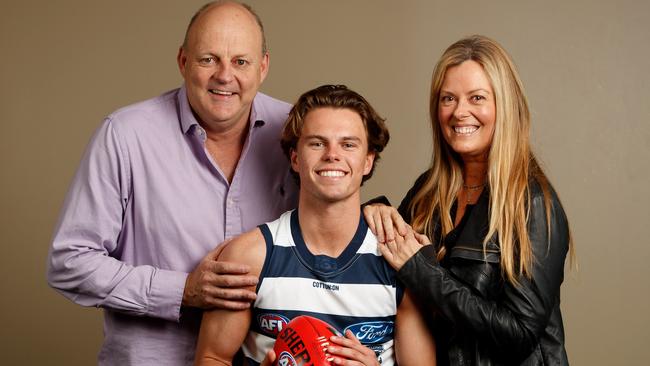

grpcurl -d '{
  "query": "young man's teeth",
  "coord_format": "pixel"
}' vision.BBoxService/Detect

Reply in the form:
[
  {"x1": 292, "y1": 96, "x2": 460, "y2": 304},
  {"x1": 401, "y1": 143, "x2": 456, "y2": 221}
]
[
  {"x1": 319, "y1": 171, "x2": 345, "y2": 177},
  {"x1": 454, "y1": 126, "x2": 478, "y2": 134},
  {"x1": 209, "y1": 90, "x2": 233, "y2": 96}
]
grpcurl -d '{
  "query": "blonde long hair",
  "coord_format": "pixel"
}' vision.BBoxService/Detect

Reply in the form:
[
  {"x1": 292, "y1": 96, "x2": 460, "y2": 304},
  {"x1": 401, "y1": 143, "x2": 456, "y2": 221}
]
[{"x1": 409, "y1": 35, "x2": 573, "y2": 284}]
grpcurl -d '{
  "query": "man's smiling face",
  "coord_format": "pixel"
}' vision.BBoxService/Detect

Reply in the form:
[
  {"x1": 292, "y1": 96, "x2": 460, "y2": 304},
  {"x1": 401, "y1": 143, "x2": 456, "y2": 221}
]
[
  {"x1": 178, "y1": 3, "x2": 268, "y2": 131},
  {"x1": 291, "y1": 107, "x2": 375, "y2": 204}
]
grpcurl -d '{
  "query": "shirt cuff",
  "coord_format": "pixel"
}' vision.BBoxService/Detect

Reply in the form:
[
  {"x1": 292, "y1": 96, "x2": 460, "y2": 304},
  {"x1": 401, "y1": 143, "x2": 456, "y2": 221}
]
[{"x1": 147, "y1": 269, "x2": 188, "y2": 322}]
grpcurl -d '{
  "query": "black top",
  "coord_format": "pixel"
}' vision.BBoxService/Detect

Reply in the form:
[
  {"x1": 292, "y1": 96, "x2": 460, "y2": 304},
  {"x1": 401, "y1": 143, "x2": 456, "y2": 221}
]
[{"x1": 396, "y1": 170, "x2": 570, "y2": 366}]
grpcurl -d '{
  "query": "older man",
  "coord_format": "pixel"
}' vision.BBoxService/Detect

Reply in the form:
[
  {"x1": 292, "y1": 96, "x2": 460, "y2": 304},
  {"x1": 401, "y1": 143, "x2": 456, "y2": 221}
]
[{"x1": 47, "y1": 1, "x2": 297, "y2": 365}]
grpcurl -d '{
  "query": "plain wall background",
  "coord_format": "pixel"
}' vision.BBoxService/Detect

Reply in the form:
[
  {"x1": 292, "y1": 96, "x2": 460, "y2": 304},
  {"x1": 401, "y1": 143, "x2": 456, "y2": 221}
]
[{"x1": 2, "y1": 0, "x2": 648, "y2": 364}]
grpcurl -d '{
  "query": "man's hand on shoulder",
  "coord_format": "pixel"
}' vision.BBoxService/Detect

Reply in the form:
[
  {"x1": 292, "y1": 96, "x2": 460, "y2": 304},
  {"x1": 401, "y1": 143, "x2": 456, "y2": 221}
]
[{"x1": 183, "y1": 231, "x2": 266, "y2": 310}]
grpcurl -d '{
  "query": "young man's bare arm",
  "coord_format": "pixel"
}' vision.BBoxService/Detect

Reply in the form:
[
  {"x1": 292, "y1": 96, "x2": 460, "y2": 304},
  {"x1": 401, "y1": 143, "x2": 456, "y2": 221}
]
[
  {"x1": 194, "y1": 229, "x2": 267, "y2": 366},
  {"x1": 395, "y1": 290, "x2": 437, "y2": 365}
]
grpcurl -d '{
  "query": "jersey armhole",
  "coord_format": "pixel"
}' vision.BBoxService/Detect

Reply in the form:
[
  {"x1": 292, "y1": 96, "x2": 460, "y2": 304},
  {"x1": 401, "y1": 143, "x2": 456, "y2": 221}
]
[
  {"x1": 256, "y1": 224, "x2": 274, "y2": 293},
  {"x1": 396, "y1": 278, "x2": 405, "y2": 307}
]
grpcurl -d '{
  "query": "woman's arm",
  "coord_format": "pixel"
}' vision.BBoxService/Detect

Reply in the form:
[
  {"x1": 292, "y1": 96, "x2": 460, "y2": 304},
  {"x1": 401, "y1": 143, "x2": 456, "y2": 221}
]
[{"x1": 396, "y1": 187, "x2": 569, "y2": 360}]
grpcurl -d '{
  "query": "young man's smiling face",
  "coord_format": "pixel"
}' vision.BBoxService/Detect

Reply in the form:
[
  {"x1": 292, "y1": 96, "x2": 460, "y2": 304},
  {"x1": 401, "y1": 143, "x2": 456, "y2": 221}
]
[{"x1": 291, "y1": 107, "x2": 375, "y2": 204}]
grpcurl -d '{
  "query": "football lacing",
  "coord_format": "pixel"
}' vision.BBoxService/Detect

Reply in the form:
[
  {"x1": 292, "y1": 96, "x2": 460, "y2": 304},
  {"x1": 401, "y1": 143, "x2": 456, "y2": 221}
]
[{"x1": 316, "y1": 336, "x2": 334, "y2": 361}]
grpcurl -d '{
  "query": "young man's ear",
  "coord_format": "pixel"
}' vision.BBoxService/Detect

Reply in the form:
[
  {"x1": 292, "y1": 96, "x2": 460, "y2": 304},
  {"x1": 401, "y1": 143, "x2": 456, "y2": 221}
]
[
  {"x1": 363, "y1": 151, "x2": 376, "y2": 176},
  {"x1": 290, "y1": 148, "x2": 299, "y2": 173}
]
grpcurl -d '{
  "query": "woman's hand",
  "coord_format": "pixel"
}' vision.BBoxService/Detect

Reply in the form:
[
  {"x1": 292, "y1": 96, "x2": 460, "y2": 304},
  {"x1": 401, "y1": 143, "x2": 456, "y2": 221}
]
[
  {"x1": 327, "y1": 330, "x2": 380, "y2": 365},
  {"x1": 379, "y1": 226, "x2": 431, "y2": 271},
  {"x1": 362, "y1": 204, "x2": 409, "y2": 244}
]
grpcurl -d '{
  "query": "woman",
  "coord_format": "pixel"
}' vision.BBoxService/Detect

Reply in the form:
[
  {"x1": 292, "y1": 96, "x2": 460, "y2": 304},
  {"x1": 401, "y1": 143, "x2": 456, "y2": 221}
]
[{"x1": 364, "y1": 35, "x2": 574, "y2": 365}]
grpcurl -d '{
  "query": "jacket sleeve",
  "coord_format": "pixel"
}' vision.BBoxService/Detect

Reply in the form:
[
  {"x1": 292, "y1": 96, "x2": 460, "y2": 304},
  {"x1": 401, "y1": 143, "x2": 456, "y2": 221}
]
[
  {"x1": 397, "y1": 185, "x2": 569, "y2": 359},
  {"x1": 46, "y1": 118, "x2": 187, "y2": 322}
]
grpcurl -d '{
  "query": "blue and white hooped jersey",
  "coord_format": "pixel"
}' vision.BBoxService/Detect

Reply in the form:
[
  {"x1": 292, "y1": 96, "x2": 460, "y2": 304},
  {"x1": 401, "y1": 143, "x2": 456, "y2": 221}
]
[{"x1": 242, "y1": 210, "x2": 403, "y2": 365}]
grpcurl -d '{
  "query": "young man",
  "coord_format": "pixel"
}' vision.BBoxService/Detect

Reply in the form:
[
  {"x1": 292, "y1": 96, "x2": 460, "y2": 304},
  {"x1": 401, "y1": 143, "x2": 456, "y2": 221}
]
[{"x1": 194, "y1": 85, "x2": 436, "y2": 365}]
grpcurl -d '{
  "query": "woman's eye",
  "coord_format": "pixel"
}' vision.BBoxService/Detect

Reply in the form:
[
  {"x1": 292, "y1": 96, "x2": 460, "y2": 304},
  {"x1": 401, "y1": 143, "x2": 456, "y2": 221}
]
[
  {"x1": 471, "y1": 95, "x2": 486, "y2": 102},
  {"x1": 441, "y1": 95, "x2": 454, "y2": 103}
]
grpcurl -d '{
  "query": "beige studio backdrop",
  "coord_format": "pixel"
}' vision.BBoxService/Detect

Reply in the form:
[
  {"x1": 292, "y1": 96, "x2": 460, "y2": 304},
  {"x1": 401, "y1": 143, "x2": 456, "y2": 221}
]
[{"x1": 1, "y1": 0, "x2": 649, "y2": 364}]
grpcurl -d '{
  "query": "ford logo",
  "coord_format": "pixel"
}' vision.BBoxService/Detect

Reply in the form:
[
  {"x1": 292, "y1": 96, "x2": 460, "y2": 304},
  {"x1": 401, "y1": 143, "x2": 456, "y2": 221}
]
[
  {"x1": 344, "y1": 321, "x2": 394, "y2": 344},
  {"x1": 258, "y1": 313, "x2": 289, "y2": 336}
]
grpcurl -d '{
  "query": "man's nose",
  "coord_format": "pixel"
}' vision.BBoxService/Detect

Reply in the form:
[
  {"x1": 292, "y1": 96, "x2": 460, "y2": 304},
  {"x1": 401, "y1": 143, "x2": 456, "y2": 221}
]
[
  {"x1": 323, "y1": 145, "x2": 341, "y2": 161},
  {"x1": 213, "y1": 62, "x2": 233, "y2": 83}
]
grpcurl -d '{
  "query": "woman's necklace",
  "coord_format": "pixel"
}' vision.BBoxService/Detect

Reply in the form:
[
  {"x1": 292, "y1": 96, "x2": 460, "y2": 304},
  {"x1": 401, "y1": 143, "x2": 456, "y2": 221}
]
[{"x1": 462, "y1": 183, "x2": 485, "y2": 204}]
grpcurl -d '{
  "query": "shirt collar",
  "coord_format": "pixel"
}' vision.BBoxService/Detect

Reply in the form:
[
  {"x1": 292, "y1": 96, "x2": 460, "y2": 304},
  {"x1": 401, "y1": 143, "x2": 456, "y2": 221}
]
[{"x1": 177, "y1": 85, "x2": 266, "y2": 135}]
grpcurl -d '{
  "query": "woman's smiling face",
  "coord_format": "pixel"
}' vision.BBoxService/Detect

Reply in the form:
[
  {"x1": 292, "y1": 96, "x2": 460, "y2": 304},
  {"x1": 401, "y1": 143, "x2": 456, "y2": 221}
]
[{"x1": 438, "y1": 60, "x2": 496, "y2": 161}]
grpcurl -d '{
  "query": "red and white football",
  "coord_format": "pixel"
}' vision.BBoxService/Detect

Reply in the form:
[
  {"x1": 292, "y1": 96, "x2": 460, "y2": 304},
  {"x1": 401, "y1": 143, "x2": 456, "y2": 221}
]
[{"x1": 272, "y1": 316, "x2": 344, "y2": 366}]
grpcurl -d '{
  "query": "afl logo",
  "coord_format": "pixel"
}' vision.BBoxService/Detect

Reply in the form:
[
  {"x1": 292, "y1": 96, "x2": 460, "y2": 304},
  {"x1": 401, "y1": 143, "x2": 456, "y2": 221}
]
[
  {"x1": 258, "y1": 313, "x2": 289, "y2": 336},
  {"x1": 277, "y1": 351, "x2": 297, "y2": 366},
  {"x1": 344, "y1": 321, "x2": 394, "y2": 344}
]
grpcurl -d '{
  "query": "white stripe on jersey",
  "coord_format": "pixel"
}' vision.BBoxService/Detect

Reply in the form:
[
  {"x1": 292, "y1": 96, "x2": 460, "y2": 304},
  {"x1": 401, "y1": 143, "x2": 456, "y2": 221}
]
[
  {"x1": 242, "y1": 331, "x2": 274, "y2": 363},
  {"x1": 256, "y1": 277, "x2": 397, "y2": 317},
  {"x1": 265, "y1": 211, "x2": 295, "y2": 247},
  {"x1": 356, "y1": 229, "x2": 383, "y2": 256}
]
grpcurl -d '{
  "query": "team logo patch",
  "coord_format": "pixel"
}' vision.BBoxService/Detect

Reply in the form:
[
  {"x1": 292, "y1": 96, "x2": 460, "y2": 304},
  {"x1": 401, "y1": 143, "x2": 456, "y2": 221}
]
[
  {"x1": 258, "y1": 313, "x2": 289, "y2": 336},
  {"x1": 277, "y1": 351, "x2": 298, "y2": 366},
  {"x1": 344, "y1": 321, "x2": 394, "y2": 344}
]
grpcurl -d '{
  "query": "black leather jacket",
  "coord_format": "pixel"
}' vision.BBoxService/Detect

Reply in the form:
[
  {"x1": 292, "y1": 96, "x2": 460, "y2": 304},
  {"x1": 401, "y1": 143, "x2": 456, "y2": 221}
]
[{"x1": 397, "y1": 172, "x2": 570, "y2": 365}]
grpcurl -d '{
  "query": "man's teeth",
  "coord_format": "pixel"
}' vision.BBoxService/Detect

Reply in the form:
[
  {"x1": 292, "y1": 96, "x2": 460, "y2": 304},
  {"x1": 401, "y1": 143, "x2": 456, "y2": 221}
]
[
  {"x1": 209, "y1": 90, "x2": 233, "y2": 96},
  {"x1": 454, "y1": 126, "x2": 479, "y2": 134},
  {"x1": 319, "y1": 171, "x2": 345, "y2": 177}
]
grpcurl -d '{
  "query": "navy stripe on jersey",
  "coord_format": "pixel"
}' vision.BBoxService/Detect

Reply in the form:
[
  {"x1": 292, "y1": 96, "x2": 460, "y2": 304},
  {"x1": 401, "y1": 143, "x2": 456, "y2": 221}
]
[
  {"x1": 291, "y1": 209, "x2": 367, "y2": 274},
  {"x1": 259, "y1": 245, "x2": 398, "y2": 285},
  {"x1": 251, "y1": 308, "x2": 396, "y2": 343}
]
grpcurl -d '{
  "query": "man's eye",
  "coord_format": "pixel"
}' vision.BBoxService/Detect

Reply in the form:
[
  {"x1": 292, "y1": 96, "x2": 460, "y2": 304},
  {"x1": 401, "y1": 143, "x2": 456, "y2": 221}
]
[
  {"x1": 235, "y1": 59, "x2": 247, "y2": 66},
  {"x1": 199, "y1": 57, "x2": 214, "y2": 64},
  {"x1": 309, "y1": 142, "x2": 324, "y2": 148},
  {"x1": 343, "y1": 143, "x2": 357, "y2": 149}
]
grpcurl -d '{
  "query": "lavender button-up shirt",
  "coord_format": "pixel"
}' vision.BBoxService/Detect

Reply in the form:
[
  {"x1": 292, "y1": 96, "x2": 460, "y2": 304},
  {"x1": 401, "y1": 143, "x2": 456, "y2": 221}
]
[{"x1": 47, "y1": 86, "x2": 298, "y2": 365}]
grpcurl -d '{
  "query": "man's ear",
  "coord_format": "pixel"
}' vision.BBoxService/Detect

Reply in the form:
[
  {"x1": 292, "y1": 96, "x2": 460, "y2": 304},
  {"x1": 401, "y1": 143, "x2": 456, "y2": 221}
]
[
  {"x1": 363, "y1": 151, "x2": 376, "y2": 176},
  {"x1": 177, "y1": 46, "x2": 188, "y2": 77},
  {"x1": 259, "y1": 52, "x2": 269, "y2": 83},
  {"x1": 290, "y1": 148, "x2": 299, "y2": 173}
]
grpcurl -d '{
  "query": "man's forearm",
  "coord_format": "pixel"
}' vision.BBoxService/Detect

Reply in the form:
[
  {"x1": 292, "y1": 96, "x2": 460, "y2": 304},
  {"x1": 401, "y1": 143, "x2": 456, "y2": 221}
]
[{"x1": 47, "y1": 241, "x2": 187, "y2": 321}]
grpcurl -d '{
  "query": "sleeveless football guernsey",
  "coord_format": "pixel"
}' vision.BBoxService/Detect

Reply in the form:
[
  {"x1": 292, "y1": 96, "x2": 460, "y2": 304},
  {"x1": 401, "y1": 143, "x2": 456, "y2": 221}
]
[{"x1": 241, "y1": 210, "x2": 403, "y2": 365}]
